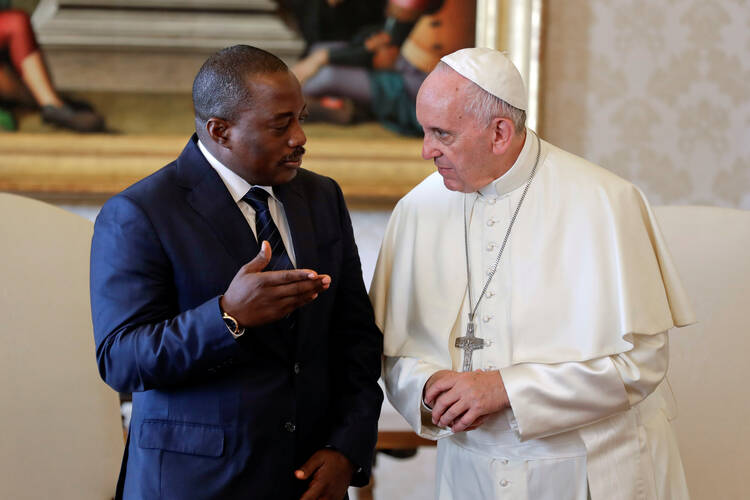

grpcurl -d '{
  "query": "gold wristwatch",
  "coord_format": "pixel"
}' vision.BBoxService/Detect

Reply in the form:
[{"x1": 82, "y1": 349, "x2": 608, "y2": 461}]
[{"x1": 222, "y1": 311, "x2": 245, "y2": 339}]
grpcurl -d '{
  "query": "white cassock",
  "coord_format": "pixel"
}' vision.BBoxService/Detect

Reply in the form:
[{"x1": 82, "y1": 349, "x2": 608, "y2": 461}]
[{"x1": 370, "y1": 131, "x2": 695, "y2": 500}]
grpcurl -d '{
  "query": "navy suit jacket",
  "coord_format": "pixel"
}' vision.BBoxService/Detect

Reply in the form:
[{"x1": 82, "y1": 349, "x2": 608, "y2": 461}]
[{"x1": 90, "y1": 136, "x2": 383, "y2": 499}]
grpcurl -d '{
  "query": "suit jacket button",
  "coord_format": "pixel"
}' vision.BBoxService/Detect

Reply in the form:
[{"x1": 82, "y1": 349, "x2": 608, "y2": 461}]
[
  {"x1": 293, "y1": 362, "x2": 301, "y2": 374},
  {"x1": 284, "y1": 421, "x2": 296, "y2": 433}
]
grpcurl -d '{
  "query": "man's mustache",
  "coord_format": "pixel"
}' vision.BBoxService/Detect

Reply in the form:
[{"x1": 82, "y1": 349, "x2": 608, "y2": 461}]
[{"x1": 280, "y1": 147, "x2": 306, "y2": 163}]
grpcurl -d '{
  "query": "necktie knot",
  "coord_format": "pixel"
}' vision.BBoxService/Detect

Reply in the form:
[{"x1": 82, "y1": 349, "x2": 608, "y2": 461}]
[
  {"x1": 241, "y1": 186, "x2": 294, "y2": 273},
  {"x1": 242, "y1": 187, "x2": 271, "y2": 212}
]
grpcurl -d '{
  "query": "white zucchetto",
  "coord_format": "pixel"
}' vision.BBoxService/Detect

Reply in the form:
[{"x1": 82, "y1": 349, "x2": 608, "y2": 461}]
[{"x1": 441, "y1": 47, "x2": 528, "y2": 111}]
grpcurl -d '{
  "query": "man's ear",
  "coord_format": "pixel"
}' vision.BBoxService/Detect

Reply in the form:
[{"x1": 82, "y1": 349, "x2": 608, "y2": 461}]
[
  {"x1": 205, "y1": 117, "x2": 232, "y2": 147},
  {"x1": 490, "y1": 117, "x2": 515, "y2": 155}
]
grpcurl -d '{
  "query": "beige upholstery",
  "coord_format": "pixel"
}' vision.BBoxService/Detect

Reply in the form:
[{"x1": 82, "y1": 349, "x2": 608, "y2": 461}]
[
  {"x1": 655, "y1": 205, "x2": 750, "y2": 500},
  {"x1": 0, "y1": 193, "x2": 123, "y2": 499}
]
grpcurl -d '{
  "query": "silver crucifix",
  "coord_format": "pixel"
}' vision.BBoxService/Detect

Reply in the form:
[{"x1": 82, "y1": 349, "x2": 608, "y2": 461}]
[{"x1": 455, "y1": 319, "x2": 486, "y2": 372}]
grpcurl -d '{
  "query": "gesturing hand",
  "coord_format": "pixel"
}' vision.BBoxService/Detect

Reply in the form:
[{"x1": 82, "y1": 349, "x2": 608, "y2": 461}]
[
  {"x1": 295, "y1": 449, "x2": 354, "y2": 500},
  {"x1": 424, "y1": 369, "x2": 510, "y2": 433},
  {"x1": 220, "y1": 241, "x2": 331, "y2": 327}
]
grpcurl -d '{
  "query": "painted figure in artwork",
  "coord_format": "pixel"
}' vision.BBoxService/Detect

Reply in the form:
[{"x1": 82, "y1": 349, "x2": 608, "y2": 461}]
[{"x1": 0, "y1": 1, "x2": 105, "y2": 132}]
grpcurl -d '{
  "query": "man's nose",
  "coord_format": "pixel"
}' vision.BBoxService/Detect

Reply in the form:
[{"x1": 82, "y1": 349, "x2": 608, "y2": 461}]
[
  {"x1": 288, "y1": 121, "x2": 306, "y2": 148},
  {"x1": 422, "y1": 137, "x2": 439, "y2": 160}
]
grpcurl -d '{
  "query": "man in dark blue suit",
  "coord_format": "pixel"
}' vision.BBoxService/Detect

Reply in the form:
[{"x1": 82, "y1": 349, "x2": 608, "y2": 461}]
[{"x1": 90, "y1": 45, "x2": 383, "y2": 500}]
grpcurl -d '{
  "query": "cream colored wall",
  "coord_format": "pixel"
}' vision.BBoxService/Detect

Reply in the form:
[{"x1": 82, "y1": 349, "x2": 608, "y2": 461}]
[{"x1": 541, "y1": 0, "x2": 750, "y2": 209}]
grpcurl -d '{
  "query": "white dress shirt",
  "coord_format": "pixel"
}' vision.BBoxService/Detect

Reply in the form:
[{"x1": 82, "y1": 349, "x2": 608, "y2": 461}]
[{"x1": 198, "y1": 140, "x2": 297, "y2": 266}]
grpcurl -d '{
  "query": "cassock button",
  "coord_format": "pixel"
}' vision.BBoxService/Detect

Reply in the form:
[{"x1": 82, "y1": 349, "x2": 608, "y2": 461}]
[
  {"x1": 483, "y1": 315, "x2": 493, "y2": 323},
  {"x1": 284, "y1": 421, "x2": 296, "y2": 433},
  {"x1": 486, "y1": 242, "x2": 496, "y2": 251},
  {"x1": 486, "y1": 219, "x2": 496, "y2": 227},
  {"x1": 487, "y1": 198, "x2": 497, "y2": 205},
  {"x1": 499, "y1": 479, "x2": 510, "y2": 487},
  {"x1": 293, "y1": 362, "x2": 301, "y2": 374},
  {"x1": 486, "y1": 290, "x2": 495, "y2": 298}
]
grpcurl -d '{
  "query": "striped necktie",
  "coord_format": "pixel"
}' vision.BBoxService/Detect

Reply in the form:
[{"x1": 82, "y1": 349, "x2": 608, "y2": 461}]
[
  {"x1": 242, "y1": 186, "x2": 297, "y2": 336},
  {"x1": 242, "y1": 187, "x2": 294, "y2": 272}
]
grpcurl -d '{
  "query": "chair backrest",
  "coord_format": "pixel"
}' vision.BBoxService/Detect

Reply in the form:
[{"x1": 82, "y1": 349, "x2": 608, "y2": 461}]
[
  {"x1": 655, "y1": 205, "x2": 750, "y2": 500},
  {"x1": 0, "y1": 193, "x2": 123, "y2": 499}
]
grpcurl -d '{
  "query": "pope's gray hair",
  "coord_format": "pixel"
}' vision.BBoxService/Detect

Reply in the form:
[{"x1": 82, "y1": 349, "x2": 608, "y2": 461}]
[{"x1": 435, "y1": 61, "x2": 526, "y2": 134}]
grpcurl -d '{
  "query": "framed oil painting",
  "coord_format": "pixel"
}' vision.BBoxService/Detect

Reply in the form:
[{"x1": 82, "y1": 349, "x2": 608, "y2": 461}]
[{"x1": 0, "y1": 0, "x2": 542, "y2": 205}]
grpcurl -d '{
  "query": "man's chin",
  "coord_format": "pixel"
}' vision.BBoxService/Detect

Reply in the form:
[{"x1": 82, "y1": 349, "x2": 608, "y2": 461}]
[
  {"x1": 439, "y1": 172, "x2": 465, "y2": 192},
  {"x1": 274, "y1": 165, "x2": 299, "y2": 185}
]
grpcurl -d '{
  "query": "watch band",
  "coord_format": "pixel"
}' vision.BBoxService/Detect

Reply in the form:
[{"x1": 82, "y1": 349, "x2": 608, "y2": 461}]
[{"x1": 222, "y1": 311, "x2": 245, "y2": 339}]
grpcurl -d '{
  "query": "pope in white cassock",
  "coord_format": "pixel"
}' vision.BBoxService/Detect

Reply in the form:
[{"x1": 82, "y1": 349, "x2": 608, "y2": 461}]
[{"x1": 370, "y1": 48, "x2": 696, "y2": 500}]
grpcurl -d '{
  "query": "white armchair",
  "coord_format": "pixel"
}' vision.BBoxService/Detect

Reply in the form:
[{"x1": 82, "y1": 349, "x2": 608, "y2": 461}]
[
  {"x1": 655, "y1": 205, "x2": 750, "y2": 500},
  {"x1": 0, "y1": 193, "x2": 123, "y2": 499}
]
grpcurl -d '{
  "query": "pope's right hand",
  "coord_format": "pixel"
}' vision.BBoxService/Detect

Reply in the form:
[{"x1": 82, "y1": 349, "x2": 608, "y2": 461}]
[
  {"x1": 424, "y1": 369, "x2": 509, "y2": 433},
  {"x1": 220, "y1": 241, "x2": 331, "y2": 327}
]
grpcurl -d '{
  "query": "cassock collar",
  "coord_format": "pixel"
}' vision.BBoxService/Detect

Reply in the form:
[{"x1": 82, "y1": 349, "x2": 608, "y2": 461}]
[
  {"x1": 478, "y1": 128, "x2": 535, "y2": 199},
  {"x1": 197, "y1": 139, "x2": 277, "y2": 203}
]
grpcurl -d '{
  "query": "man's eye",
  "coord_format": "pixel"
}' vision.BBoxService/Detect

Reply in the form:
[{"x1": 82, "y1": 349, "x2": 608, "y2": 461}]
[
  {"x1": 300, "y1": 114, "x2": 309, "y2": 123},
  {"x1": 435, "y1": 129, "x2": 449, "y2": 139}
]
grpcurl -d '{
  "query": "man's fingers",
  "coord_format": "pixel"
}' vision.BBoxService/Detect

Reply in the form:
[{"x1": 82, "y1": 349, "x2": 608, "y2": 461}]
[
  {"x1": 438, "y1": 399, "x2": 468, "y2": 428},
  {"x1": 260, "y1": 269, "x2": 327, "y2": 286},
  {"x1": 274, "y1": 290, "x2": 322, "y2": 315},
  {"x1": 431, "y1": 388, "x2": 460, "y2": 426},
  {"x1": 295, "y1": 452, "x2": 327, "y2": 500},
  {"x1": 271, "y1": 277, "x2": 329, "y2": 300},
  {"x1": 294, "y1": 453, "x2": 324, "y2": 481},
  {"x1": 424, "y1": 384, "x2": 443, "y2": 408},
  {"x1": 253, "y1": 290, "x2": 323, "y2": 324},
  {"x1": 243, "y1": 241, "x2": 271, "y2": 273},
  {"x1": 451, "y1": 408, "x2": 480, "y2": 433},
  {"x1": 425, "y1": 374, "x2": 457, "y2": 407}
]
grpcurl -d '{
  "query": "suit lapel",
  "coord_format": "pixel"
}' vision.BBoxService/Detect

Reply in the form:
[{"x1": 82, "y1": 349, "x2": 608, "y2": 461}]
[
  {"x1": 178, "y1": 136, "x2": 259, "y2": 266},
  {"x1": 275, "y1": 181, "x2": 318, "y2": 272},
  {"x1": 276, "y1": 181, "x2": 319, "y2": 354}
]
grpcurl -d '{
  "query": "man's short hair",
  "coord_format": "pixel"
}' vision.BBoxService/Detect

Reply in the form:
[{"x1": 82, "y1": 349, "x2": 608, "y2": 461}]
[
  {"x1": 434, "y1": 61, "x2": 526, "y2": 134},
  {"x1": 192, "y1": 45, "x2": 288, "y2": 126}
]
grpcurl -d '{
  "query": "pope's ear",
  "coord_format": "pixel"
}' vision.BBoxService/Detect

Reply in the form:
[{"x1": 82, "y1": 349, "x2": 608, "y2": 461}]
[
  {"x1": 205, "y1": 117, "x2": 232, "y2": 147},
  {"x1": 490, "y1": 117, "x2": 515, "y2": 155}
]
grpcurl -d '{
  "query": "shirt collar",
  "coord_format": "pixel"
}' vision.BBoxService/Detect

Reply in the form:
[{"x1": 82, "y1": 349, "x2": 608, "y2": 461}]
[
  {"x1": 197, "y1": 139, "x2": 276, "y2": 203},
  {"x1": 478, "y1": 128, "x2": 536, "y2": 198}
]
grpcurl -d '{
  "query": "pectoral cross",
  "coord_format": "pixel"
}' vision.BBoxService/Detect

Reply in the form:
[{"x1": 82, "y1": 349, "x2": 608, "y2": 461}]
[{"x1": 455, "y1": 319, "x2": 486, "y2": 372}]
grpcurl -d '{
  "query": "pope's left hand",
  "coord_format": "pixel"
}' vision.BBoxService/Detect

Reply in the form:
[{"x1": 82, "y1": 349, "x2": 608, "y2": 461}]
[
  {"x1": 295, "y1": 448, "x2": 354, "y2": 500},
  {"x1": 424, "y1": 369, "x2": 510, "y2": 433}
]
